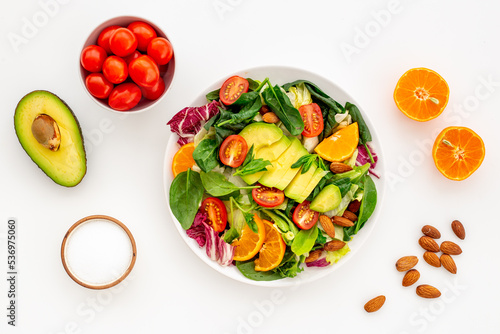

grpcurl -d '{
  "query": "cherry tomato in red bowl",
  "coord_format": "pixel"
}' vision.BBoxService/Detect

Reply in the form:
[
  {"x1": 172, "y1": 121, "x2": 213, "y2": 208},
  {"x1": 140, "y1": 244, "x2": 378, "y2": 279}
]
[
  {"x1": 79, "y1": 16, "x2": 176, "y2": 114},
  {"x1": 108, "y1": 82, "x2": 142, "y2": 111}
]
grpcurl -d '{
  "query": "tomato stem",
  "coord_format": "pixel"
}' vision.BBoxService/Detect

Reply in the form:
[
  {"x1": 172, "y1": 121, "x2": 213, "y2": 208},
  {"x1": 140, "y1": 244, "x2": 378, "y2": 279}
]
[{"x1": 429, "y1": 97, "x2": 440, "y2": 105}]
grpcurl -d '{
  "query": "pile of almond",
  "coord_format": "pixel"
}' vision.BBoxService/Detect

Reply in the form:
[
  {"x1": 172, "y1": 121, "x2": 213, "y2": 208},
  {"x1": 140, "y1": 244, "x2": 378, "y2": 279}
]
[{"x1": 364, "y1": 219, "x2": 466, "y2": 313}]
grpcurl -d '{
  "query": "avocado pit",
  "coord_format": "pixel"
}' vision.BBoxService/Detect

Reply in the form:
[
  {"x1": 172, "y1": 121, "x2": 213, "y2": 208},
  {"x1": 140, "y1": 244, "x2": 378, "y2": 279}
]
[{"x1": 31, "y1": 114, "x2": 61, "y2": 151}]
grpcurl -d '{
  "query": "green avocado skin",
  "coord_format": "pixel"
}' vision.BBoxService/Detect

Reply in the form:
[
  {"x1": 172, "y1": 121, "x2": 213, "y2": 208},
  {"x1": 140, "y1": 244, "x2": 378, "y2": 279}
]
[{"x1": 14, "y1": 90, "x2": 87, "y2": 187}]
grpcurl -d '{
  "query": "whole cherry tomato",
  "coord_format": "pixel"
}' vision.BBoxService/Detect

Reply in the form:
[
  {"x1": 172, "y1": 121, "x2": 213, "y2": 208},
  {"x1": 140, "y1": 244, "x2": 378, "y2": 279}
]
[
  {"x1": 80, "y1": 45, "x2": 107, "y2": 72},
  {"x1": 127, "y1": 21, "x2": 157, "y2": 52},
  {"x1": 109, "y1": 28, "x2": 137, "y2": 57},
  {"x1": 85, "y1": 73, "x2": 114, "y2": 99},
  {"x1": 108, "y1": 83, "x2": 142, "y2": 111},
  {"x1": 124, "y1": 50, "x2": 142, "y2": 64},
  {"x1": 147, "y1": 37, "x2": 173, "y2": 65},
  {"x1": 102, "y1": 56, "x2": 128, "y2": 84},
  {"x1": 141, "y1": 77, "x2": 165, "y2": 100},
  {"x1": 128, "y1": 55, "x2": 159, "y2": 87},
  {"x1": 97, "y1": 25, "x2": 120, "y2": 54}
]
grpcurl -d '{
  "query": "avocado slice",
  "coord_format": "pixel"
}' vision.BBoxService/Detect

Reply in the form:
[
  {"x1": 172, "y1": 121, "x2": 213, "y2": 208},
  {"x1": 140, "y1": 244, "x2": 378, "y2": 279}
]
[
  {"x1": 259, "y1": 137, "x2": 308, "y2": 190},
  {"x1": 240, "y1": 136, "x2": 292, "y2": 185},
  {"x1": 310, "y1": 184, "x2": 342, "y2": 212},
  {"x1": 14, "y1": 91, "x2": 87, "y2": 187},
  {"x1": 238, "y1": 122, "x2": 283, "y2": 151},
  {"x1": 284, "y1": 164, "x2": 317, "y2": 201}
]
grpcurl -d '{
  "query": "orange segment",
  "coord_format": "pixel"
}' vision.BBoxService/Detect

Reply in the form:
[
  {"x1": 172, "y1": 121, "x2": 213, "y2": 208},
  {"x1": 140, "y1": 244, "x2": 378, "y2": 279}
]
[
  {"x1": 231, "y1": 214, "x2": 266, "y2": 261},
  {"x1": 314, "y1": 122, "x2": 359, "y2": 162},
  {"x1": 254, "y1": 220, "x2": 286, "y2": 272},
  {"x1": 172, "y1": 142, "x2": 195, "y2": 177},
  {"x1": 394, "y1": 68, "x2": 450, "y2": 122},
  {"x1": 432, "y1": 126, "x2": 485, "y2": 181}
]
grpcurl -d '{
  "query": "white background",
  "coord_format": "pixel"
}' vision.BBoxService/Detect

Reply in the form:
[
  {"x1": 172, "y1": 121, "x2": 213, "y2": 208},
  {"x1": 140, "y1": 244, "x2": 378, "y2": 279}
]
[{"x1": 1, "y1": 0, "x2": 499, "y2": 333}]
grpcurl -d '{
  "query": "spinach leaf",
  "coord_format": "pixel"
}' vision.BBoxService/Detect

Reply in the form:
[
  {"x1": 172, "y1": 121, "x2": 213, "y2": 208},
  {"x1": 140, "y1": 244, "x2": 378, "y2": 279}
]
[
  {"x1": 291, "y1": 224, "x2": 318, "y2": 256},
  {"x1": 200, "y1": 171, "x2": 256, "y2": 197},
  {"x1": 244, "y1": 212, "x2": 258, "y2": 234},
  {"x1": 262, "y1": 85, "x2": 304, "y2": 136},
  {"x1": 284, "y1": 199, "x2": 296, "y2": 217},
  {"x1": 223, "y1": 227, "x2": 240, "y2": 244},
  {"x1": 192, "y1": 139, "x2": 219, "y2": 173},
  {"x1": 235, "y1": 261, "x2": 284, "y2": 281},
  {"x1": 203, "y1": 112, "x2": 220, "y2": 131},
  {"x1": 233, "y1": 145, "x2": 271, "y2": 176},
  {"x1": 345, "y1": 102, "x2": 372, "y2": 145},
  {"x1": 217, "y1": 98, "x2": 261, "y2": 127},
  {"x1": 355, "y1": 175, "x2": 377, "y2": 233},
  {"x1": 344, "y1": 175, "x2": 377, "y2": 239},
  {"x1": 291, "y1": 154, "x2": 327, "y2": 174},
  {"x1": 315, "y1": 230, "x2": 327, "y2": 246},
  {"x1": 206, "y1": 89, "x2": 220, "y2": 101},
  {"x1": 247, "y1": 78, "x2": 260, "y2": 91},
  {"x1": 169, "y1": 169, "x2": 204, "y2": 230}
]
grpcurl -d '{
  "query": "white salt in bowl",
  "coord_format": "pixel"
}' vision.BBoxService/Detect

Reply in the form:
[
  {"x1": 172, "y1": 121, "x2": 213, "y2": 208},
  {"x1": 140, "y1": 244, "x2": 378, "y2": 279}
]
[{"x1": 61, "y1": 215, "x2": 137, "y2": 289}]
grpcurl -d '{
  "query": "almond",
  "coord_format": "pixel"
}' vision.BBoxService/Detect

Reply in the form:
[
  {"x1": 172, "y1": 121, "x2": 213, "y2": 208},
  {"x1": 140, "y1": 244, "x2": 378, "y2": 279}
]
[
  {"x1": 324, "y1": 239, "x2": 346, "y2": 252},
  {"x1": 348, "y1": 200, "x2": 361, "y2": 213},
  {"x1": 319, "y1": 215, "x2": 335, "y2": 239},
  {"x1": 332, "y1": 216, "x2": 354, "y2": 227},
  {"x1": 396, "y1": 256, "x2": 418, "y2": 272},
  {"x1": 262, "y1": 112, "x2": 279, "y2": 123},
  {"x1": 440, "y1": 241, "x2": 462, "y2": 255},
  {"x1": 342, "y1": 210, "x2": 358, "y2": 222},
  {"x1": 451, "y1": 220, "x2": 466, "y2": 240},
  {"x1": 402, "y1": 269, "x2": 420, "y2": 287},
  {"x1": 329, "y1": 162, "x2": 353, "y2": 174},
  {"x1": 416, "y1": 285, "x2": 441, "y2": 298},
  {"x1": 364, "y1": 295, "x2": 386, "y2": 313},
  {"x1": 440, "y1": 254, "x2": 457, "y2": 274},
  {"x1": 421, "y1": 225, "x2": 441, "y2": 239},
  {"x1": 305, "y1": 249, "x2": 322, "y2": 263},
  {"x1": 418, "y1": 236, "x2": 440, "y2": 252},
  {"x1": 423, "y1": 251, "x2": 441, "y2": 267}
]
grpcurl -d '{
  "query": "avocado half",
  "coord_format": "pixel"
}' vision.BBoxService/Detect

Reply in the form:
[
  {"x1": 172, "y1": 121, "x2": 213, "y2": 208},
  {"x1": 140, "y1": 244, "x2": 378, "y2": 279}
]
[{"x1": 14, "y1": 90, "x2": 87, "y2": 187}]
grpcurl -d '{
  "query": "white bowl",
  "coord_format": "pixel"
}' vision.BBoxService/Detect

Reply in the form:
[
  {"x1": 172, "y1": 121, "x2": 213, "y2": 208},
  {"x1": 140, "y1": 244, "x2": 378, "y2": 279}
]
[
  {"x1": 79, "y1": 16, "x2": 176, "y2": 114},
  {"x1": 163, "y1": 65, "x2": 386, "y2": 286}
]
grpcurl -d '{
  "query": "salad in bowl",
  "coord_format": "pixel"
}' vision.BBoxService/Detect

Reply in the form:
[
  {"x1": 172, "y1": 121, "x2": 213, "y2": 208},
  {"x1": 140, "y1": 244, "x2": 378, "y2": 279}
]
[{"x1": 165, "y1": 67, "x2": 381, "y2": 285}]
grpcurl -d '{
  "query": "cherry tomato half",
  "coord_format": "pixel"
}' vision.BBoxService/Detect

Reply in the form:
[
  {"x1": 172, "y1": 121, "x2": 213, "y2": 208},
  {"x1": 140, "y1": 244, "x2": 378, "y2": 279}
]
[
  {"x1": 85, "y1": 73, "x2": 114, "y2": 99},
  {"x1": 127, "y1": 21, "x2": 157, "y2": 52},
  {"x1": 102, "y1": 56, "x2": 128, "y2": 84},
  {"x1": 219, "y1": 76, "x2": 249, "y2": 105},
  {"x1": 147, "y1": 37, "x2": 173, "y2": 65},
  {"x1": 252, "y1": 185, "x2": 285, "y2": 208},
  {"x1": 292, "y1": 201, "x2": 319, "y2": 230},
  {"x1": 97, "y1": 25, "x2": 120, "y2": 54},
  {"x1": 219, "y1": 135, "x2": 248, "y2": 168},
  {"x1": 129, "y1": 55, "x2": 160, "y2": 87},
  {"x1": 201, "y1": 197, "x2": 227, "y2": 232},
  {"x1": 299, "y1": 103, "x2": 324, "y2": 137},
  {"x1": 124, "y1": 50, "x2": 142, "y2": 65},
  {"x1": 80, "y1": 45, "x2": 107, "y2": 72},
  {"x1": 108, "y1": 82, "x2": 142, "y2": 111},
  {"x1": 109, "y1": 28, "x2": 137, "y2": 57},
  {"x1": 141, "y1": 77, "x2": 165, "y2": 100}
]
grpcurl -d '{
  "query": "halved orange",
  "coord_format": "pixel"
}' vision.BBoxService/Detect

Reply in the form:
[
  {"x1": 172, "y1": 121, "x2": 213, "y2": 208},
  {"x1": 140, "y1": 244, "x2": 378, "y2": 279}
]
[
  {"x1": 172, "y1": 142, "x2": 195, "y2": 177},
  {"x1": 394, "y1": 67, "x2": 450, "y2": 122},
  {"x1": 432, "y1": 126, "x2": 485, "y2": 181},
  {"x1": 254, "y1": 220, "x2": 286, "y2": 272},
  {"x1": 231, "y1": 214, "x2": 266, "y2": 261},
  {"x1": 314, "y1": 122, "x2": 359, "y2": 162}
]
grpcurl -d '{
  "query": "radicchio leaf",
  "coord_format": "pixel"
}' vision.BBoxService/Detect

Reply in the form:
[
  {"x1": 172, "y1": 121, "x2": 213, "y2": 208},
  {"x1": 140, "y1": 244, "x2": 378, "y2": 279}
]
[
  {"x1": 186, "y1": 212, "x2": 234, "y2": 266},
  {"x1": 305, "y1": 257, "x2": 331, "y2": 268},
  {"x1": 167, "y1": 100, "x2": 220, "y2": 146},
  {"x1": 356, "y1": 143, "x2": 379, "y2": 178}
]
